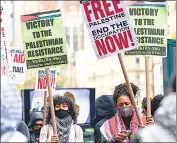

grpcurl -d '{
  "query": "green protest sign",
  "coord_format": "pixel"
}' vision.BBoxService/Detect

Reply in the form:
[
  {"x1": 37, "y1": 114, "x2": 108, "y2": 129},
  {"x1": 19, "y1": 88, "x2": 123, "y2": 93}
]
[
  {"x1": 125, "y1": 3, "x2": 167, "y2": 56},
  {"x1": 21, "y1": 10, "x2": 67, "y2": 69}
]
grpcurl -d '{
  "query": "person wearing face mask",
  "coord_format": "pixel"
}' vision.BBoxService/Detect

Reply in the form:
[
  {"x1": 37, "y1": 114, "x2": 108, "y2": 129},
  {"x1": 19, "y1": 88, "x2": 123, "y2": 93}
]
[
  {"x1": 131, "y1": 75, "x2": 176, "y2": 142},
  {"x1": 28, "y1": 111, "x2": 43, "y2": 143},
  {"x1": 39, "y1": 95, "x2": 83, "y2": 142},
  {"x1": 99, "y1": 83, "x2": 153, "y2": 143}
]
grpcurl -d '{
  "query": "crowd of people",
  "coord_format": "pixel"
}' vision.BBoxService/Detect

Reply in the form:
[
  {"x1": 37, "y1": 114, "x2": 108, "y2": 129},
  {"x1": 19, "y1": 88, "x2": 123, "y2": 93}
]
[{"x1": 1, "y1": 74, "x2": 176, "y2": 143}]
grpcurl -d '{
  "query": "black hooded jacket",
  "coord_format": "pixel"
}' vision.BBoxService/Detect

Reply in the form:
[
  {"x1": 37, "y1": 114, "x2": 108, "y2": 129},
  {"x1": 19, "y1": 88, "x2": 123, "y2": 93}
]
[
  {"x1": 28, "y1": 111, "x2": 43, "y2": 143},
  {"x1": 91, "y1": 95, "x2": 116, "y2": 143}
]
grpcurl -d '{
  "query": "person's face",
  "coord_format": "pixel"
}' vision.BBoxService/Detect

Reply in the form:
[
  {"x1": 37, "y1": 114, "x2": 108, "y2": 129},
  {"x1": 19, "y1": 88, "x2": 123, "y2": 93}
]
[
  {"x1": 142, "y1": 106, "x2": 147, "y2": 115},
  {"x1": 117, "y1": 96, "x2": 132, "y2": 108},
  {"x1": 55, "y1": 103, "x2": 69, "y2": 111},
  {"x1": 33, "y1": 120, "x2": 43, "y2": 130}
]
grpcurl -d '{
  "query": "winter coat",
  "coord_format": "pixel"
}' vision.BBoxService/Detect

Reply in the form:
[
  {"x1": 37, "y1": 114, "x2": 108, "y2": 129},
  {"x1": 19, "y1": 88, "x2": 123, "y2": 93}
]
[
  {"x1": 91, "y1": 95, "x2": 116, "y2": 143},
  {"x1": 39, "y1": 123, "x2": 83, "y2": 142},
  {"x1": 1, "y1": 76, "x2": 27, "y2": 142},
  {"x1": 16, "y1": 121, "x2": 30, "y2": 142},
  {"x1": 28, "y1": 111, "x2": 43, "y2": 143}
]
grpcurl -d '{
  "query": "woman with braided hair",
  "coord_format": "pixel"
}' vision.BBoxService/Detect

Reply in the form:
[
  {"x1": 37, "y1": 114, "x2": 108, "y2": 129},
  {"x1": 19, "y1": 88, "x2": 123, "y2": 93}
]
[
  {"x1": 39, "y1": 95, "x2": 83, "y2": 142},
  {"x1": 99, "y1": 83, "x2": 153, "y2": 143}
]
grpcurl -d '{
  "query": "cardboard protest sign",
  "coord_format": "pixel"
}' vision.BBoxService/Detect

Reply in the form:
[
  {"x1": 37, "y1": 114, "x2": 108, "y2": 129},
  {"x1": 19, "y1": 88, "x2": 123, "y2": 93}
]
[
  {"x1": 21, "y1": 10, "x2": 67, "y2": 69},
  {"x1": 81, "y1": 0, "x2": 138, "y2": 59},
  {"x1": 9, "y1": 48, "x2": 26, "y2": 84},
  {"x1": 125, "y1": 2, "x2": 167, "y2": 56},
  {"x1": 35, "y1": 69, "x2": 56, "y2": 91},
  {"x1": 1, "y1": 6, "x2": 10, "y2": 76}
]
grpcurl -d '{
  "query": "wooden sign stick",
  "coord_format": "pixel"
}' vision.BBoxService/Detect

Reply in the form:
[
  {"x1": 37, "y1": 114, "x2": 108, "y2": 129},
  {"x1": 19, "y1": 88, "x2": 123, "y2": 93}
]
[
  {"x1": 43, "y1": 91, "x2": 48, "y2": 126},
  {"x1": 46, "y1": 68, "x2": 57, "y2": 136},
  {"x1": 118, "y1": 54, "x2": 143, "y2": 126},
  {"x1": 145, "y1": 57, "x2": 151, "y2": 118}
]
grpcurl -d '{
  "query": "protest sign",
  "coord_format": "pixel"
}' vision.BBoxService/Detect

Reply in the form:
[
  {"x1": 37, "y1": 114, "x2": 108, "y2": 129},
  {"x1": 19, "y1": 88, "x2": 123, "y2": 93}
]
[
  {"x1": 1, "y1": 6, "x2": 10, "y2": 76},
  {"x1": 81, "y1": 0, "x2": 138, "y2": 59},
  {"x1": 21, "y1": 10, "x2": 67, "y2": 69},
  {"x1": 125, "y1": 3, "x2": 167, "y2": 56},
  {"x1": 9, "y1": 48, "x2": 26, "y2": 84},
  {"x1": 35, "y1": 69, "x2": 56, "y2": 91}
]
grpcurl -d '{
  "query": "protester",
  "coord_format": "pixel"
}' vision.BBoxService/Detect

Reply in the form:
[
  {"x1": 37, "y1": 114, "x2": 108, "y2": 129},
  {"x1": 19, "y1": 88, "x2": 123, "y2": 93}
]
[
  {"x1": 151, "y1": 94, "x2": 164, "y2": 117},
  {"x1": 28, "y1": 111, "x2": 43, "y2": 143},
  {"x1": 131, "y1": 75, "x2": 176, "y2": 142},
  {"x1": 64, "y1": 91, "x2": 80, "y2": 115},
  {"x1": 99, "y1": 83, "x2": 153, "y2": 142},
  {"x1": 39, "y1": 95, "x2": 83, "y2": 142},
  {"x1": 16, "y1": 120, "x2": 30, "y2": 142},
  {"x1": 1, "y1": 77, "x2": 27, "y2": 142},
  {"x1": 170, "y1": 74, "x2": 176, "y2": 95},
  {"x1": 141, "y1": 97, "x2": 147, "y2": 115},
  {"x1": 91, "y1": 95, "x2": 116, "y2": 143}
]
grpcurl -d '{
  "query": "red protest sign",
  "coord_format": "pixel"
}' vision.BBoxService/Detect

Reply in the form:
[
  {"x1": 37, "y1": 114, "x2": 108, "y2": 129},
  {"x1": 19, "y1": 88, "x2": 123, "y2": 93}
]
[
  {"x1": 35, "y1": 69, "x2": 56, "y2": 91},
  {"x1": 81, "y1": 0, "x2": 138, "y2": 59}
]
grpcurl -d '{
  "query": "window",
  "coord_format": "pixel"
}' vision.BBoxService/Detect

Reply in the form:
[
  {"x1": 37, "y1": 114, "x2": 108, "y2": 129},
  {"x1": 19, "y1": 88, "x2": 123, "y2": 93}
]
[
  {"x1": 135, "y1": 57, "x2": 140, "y2": 66},
  {"x1": 65, "y1": 27, "x2": 70, "y2": 47},
  {"x1": 73, "y1": 27, "x2": 78, "y2": 51},
  {"x1": 136, "y1": 74, "x2": 140, "y2": 80},
  {"x1": 136, "y1": 74, "x2": 140, "y2": 84}
]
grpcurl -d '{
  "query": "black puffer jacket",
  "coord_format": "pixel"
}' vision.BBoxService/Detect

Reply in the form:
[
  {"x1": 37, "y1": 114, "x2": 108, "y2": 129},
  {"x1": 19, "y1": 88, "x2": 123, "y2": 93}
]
[
  {"x1": 91, "y1": 95, "x2": 116, "y2": 143},
  {"x1": 28, "y1": 111, "x2": 43, "y2": 143}
]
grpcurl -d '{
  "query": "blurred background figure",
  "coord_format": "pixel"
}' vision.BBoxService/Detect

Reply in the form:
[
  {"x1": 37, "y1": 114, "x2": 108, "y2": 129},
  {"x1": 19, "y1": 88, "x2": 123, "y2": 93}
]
[
  {"x1": 1, "y1": 77, "x2": 27, "y2": 142},
  {"x1": 141, "y1": 97, "x2": 150, "y2": 116},
  {"x1": 64, "y1": 91, "x2": 80, "y2": 115},
  {"x1": 28, "y1": 111, "x2": 43, "y2": 143},
  {"x1": 16, "y1": 121, "x2": 30, "y2": 142},
  {"x1": 91, "y1": 95, "x2": 116, "y2": 143},
  {"x1": 131, "y1": 75, "x2": 176, "y2": 142},
  {"x1": 151, "y1": 94, "x2": 164, "y2": 117}
]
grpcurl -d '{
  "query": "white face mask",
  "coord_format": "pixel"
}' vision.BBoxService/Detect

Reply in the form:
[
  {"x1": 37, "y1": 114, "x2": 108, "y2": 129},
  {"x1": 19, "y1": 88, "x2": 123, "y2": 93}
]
[{"x1": 118, "y1": 106, "x2": 133, "y2": 118}]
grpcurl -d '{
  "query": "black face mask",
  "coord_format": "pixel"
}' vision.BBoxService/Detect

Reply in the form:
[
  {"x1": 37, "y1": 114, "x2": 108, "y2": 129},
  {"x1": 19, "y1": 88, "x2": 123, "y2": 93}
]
[{"x1": 55, "y1": 109, "x2": 69, "y2": 119}]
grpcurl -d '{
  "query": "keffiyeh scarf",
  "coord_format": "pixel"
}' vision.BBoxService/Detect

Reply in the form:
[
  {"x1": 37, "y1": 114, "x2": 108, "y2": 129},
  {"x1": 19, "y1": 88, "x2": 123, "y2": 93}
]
[{"x1": 50, "y1": 115, "x2": 72, "y2": 142}]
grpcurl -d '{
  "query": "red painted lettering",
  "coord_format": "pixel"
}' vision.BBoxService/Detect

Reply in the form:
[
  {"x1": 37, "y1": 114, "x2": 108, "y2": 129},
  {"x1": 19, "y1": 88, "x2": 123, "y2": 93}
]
[
  {"x1": 13, "y1": 54, "x2": 25, "y2": 63},
  {"x1": 112, "y1": 0, "x2": 123, "y2": 13},
  {"x1": 83, "y1": 0, "x2": 123, "y2": 22},
  {"x1": 38, "y1": 77, "x2": 55, "y2": 90},
  {"x1": 102, "y1": 0, "x2": 114, "y2": 16},
  {"x1": 105, "y1": 36, "x2": 116, "y2": 53},
  {"x1": 113, "y1": 31, "x2": 129, "y2": 49},
  {"x1": 83, "y1": 2, "x2": 92, "y2": 22},
  {"x1": 95, "y1": 31, "x2": 130, "y2": 57},
  {"x1": 50, "y1": 77, "x2": 55, "y2": 89},
  {"x1": 38, "y1": 78, "x2": 43, "y2": 89},
  {"x1": 91, "y1": 1, "x2": 105, "y2": 21},
  {"x1": 95, "y1": 39, "x2": 108, "y2": 56}
]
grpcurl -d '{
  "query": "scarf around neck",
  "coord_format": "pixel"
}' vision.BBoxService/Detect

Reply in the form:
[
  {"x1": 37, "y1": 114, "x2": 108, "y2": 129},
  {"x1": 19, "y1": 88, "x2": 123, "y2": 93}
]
[
  {"x1": 104, "y1": 109, "x2": 146, "y2": 142},
  {"x1": 50, "y1": 115, "x2": 73, "y2": 142}
]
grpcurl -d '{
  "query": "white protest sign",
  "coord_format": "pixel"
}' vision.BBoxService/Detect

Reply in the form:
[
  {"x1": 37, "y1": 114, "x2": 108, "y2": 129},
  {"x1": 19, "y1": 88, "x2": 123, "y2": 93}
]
[
  {"x1": 9, "y1": 48, "x2": 26, "y2": 84},
  {"x1": 81, "y1": 0, "x2": 138, "y2": 59},
  {"x1": 1, "y1": 5, "x2": 10, "y2": 77},
  {"x1": 35, "y1": 69, "x2": 57, "y2": 91}
]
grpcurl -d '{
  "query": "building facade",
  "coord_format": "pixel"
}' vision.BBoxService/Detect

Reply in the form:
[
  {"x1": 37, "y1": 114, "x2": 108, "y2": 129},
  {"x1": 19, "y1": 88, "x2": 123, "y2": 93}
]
[{"x1": 5, "y1": 1, "x2": 176, "y2": 99}]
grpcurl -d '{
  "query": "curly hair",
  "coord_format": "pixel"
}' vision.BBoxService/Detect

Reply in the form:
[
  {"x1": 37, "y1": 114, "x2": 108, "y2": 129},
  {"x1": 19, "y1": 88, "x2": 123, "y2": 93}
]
[
  {"x1": 46, "y1": 95, "x2": 77, "y2": 124},
  {"x1": 113, "y1": 83, "x2": 140, "y2": 104}
]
